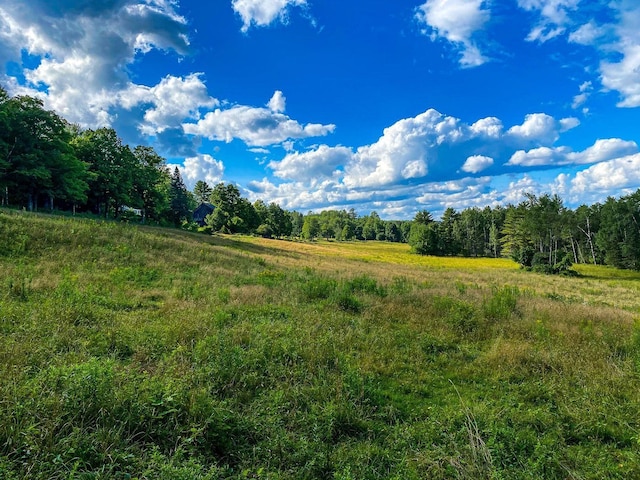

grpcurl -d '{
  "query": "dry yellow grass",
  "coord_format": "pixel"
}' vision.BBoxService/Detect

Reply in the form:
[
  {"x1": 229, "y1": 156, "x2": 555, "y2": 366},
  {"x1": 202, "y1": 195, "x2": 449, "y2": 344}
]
[{"x1": 210, "y1": 235, "x2": 640, "y2": 312}]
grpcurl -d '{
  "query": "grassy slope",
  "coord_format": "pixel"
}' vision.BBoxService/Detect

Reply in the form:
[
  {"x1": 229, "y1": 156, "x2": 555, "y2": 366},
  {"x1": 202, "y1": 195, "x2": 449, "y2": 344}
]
[{"x1": 1, "y1": 210, "x2": 640, "y2": 479}]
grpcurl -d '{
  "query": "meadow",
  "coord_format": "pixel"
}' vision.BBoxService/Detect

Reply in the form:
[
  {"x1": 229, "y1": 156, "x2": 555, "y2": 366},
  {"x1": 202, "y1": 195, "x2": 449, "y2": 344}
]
[{"x1": 1, "y1": 209, "x2": 640, "y2": 479}]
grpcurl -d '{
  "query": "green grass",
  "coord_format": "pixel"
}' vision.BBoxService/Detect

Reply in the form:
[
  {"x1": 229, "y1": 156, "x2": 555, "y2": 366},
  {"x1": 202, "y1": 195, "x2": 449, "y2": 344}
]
[{"x1": 1, "y1": 208, "x2": 640, "y2": 479}]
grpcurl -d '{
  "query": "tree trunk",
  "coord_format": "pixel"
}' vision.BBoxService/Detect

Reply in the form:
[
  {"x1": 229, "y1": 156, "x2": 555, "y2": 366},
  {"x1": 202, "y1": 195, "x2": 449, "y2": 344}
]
[
  {"x1": 570, "y1": 236, "x2": 578, "y2": 263},
  {"x1": 576, "y1": 242, "x2": 585, "y2": 264}
]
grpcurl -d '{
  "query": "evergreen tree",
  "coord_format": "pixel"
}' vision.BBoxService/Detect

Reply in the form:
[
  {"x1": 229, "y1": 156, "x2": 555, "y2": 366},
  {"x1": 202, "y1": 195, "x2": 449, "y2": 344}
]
[
  {"x1": 168, "y1": 167, "x2": 191, "y2": 226},
  {"x1": 193, "y1": 180, "x2": 212, "y2": 204}
]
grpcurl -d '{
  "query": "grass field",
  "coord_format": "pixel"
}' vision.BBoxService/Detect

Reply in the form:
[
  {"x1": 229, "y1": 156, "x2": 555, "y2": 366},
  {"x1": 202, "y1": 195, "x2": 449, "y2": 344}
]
[{"x1": 1, "y1": 209, "x2": 640, "y2": 479}]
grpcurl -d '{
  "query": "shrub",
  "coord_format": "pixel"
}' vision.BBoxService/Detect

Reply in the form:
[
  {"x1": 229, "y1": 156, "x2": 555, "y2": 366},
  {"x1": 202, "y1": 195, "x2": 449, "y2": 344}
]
[
  {"x1": 344, "y1": 274, "x2": 387, "y2": 297},
  {"x1": 300, "y1": 276, "x2": 337, "y2": 301},
  {"x1": 483, "y1": 286, "x2": 519, "y2": 322},
  {"x1": 334, "y1": 290, "x2": 362, "y2": 314}
]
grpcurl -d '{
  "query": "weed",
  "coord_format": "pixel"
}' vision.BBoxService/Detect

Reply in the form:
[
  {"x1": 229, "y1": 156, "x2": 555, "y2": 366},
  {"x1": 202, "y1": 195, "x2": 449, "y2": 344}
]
[
  {"x1": 483, "y1": 285, "x2": 520, "y2": 322},
  {"x1": 389, "y1": 276, "x2": 412, "y2": 295},
  {"x1": 333, "y1": 290, "x2": 362, "y2": 314},
  {"x1": 5, "y1": 277, "x2": 31, "y2": 301},
  {"x1": 300, "y1": 276, "x2": 337, "y2": 300},
  {"x1": 433, "y1": 296, "x2": 480, "y2": 334},
  {"x1": 344, "y1": 274, "x2": 387, "y2": 297}
]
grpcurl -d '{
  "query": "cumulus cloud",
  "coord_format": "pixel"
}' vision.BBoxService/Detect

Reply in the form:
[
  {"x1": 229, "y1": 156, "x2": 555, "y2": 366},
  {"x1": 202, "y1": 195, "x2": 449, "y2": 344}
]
[
  {"x1": 416, "y1": 0, "x2": 490, "y2": 67},
  {"x1": 595, "y1": 4, "x2": 640, "y2": 107},
  {"x1": 248, "y1": 103, "x2": 638, "y2": 217},
  {"x1": 507, "y1": 113, "x2": 579, "y2": 145},
  {"x1": 470, "y1": 117, "x2": 503, "y2": 138},
  {"x1": 601, "y1": 44, "x2": 640, "y2": 108},
  {"x1": 571, "y1": 138, "x2": 638, "y2": 164},
  {"x1": 169, "y1": 154, "x2": 225, "y2": 190},
  {"x1": 344, "y1": 109, "x2": 466, "y2": 188},
  {"x1": 231, "y1": 0, "x2": 307, "y2": 32},
  {"x1": 269, "y1": 145, "x2": 353, "y2": 181},
  {"x1": 462, "y1": 155, "x2": 494, "y2": 173},
  {"x1": 517, "y1": 0, "x2": 580, "y2": 42},
  {"x1": 247, "y1": 177, "x2": 347, "y2": 211},
  {"x1": 0, "y1": 0, "x2": 227, "y2": 159},
  {"x1": 260, "y1": 108, "x2": 580, "y2": 196},
  {"x1": 507, "y1": 138, "x2": 638, "y2": 167},
  {"x1": 500, "y1": 174, "x2": 543, "y2": 204},
  {"x1": 183, "y1": 91, "x2": 335, "y2": 147},
  {"x1": 571, "y1": 153, "x2": 640, "y2": 195},
  {"x1": 507, "y1": 146, "x2": 567, "y2": 167},
  {"x1": 120, "y1": 73, "x2": 218, "y2": 135},
  {"x1": 267, "y1": 90, "x2": 286, "y2": 113}
]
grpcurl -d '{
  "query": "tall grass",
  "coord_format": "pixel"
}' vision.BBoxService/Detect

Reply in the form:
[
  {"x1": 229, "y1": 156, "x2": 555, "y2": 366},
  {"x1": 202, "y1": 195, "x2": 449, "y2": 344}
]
[{"x1": 1, "y1": 209, "x2": 639, "y2": 479}]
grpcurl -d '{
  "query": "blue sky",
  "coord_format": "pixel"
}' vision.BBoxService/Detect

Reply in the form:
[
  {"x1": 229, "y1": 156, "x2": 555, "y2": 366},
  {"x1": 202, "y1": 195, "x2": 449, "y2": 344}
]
[{"x1": 2, "y1": 0, "x2": 640, "y2": 218}]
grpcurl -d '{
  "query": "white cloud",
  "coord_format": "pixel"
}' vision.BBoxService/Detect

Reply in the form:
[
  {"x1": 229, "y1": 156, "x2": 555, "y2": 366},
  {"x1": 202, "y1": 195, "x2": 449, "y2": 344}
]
[
  {"x1": 183, "y1": 92, "x2": 335, "y2": 147},
  {"x1": 169, "y1": 154, "x2": 225, "y2": 190},
  {"x1": 601, "y1": 44, "x2": 640, "y2": 108},
  {"x1": 462, "y1": 155, "x2": 494, "y2": 173},
  {"x1": 231, "y1": 0, "x2": 307, "y2": 32},
  {"x1": 120, "y1": 74, "x2": 218, "y2": 135},
  {"x1": 559, "y1": 117, "x2": 580, "y2": 131},
  {"x1": 247, "y1": 177, "x2": 347, "y2": 211},
  {"x1": 507, "y1": 113, "x2": 578, "y2": 144},
  {"x1": 508, "y1": 113, "x2": 556, "y2": 141},
  {"x1": 268, "y1": 145, "x2": 353, "y2": 181},
  {"x1": 267, "y1": 90, "x2": 286, "y2": 113},
  {"x1": 402, "y1": 160, "x2": 428, "y2": 179},
  {"x1": 571, "y1": 153, "x2": 640, "y2": 195},
  {"x1": 470, "y1": 117, "x2": 503, "y2": 138},
  {"x1": 507, "y1": 146, "x2": 566, "y2": 166},
  {"x1": 573, "y1": 3, "x2": 640, "y2": 108},
  {"x1": 259, "y1": 108, "x2": 580, "y2": 196},
  {"x1": 571, "y1": 81, "x2": 592, "y2": 109},
  {"x1": 507, "y1": 138, "x2": 638, "y2": 167},
  {"x1": 517, "y1": 0, "x2": 580, "y2": 42},
  {"x1": 416, "y1": 0, "x2": 490, "y2": 67},
  {"x1": 501, "y1": 174, "x2": 542, "y2": 204},
  {"x1": 569, "y1": 21, "x2": 606, "y2": 45},
  {"x1": 344, "y1": 109, "x2": 466, "y2": 188},
  {"x1": 512, "y1": 1, "x2": 640, "y2": 108},
  {"x1": 248, "y1": 104, "x2": 639, "y2": 217},
  {"x1": 0, "y1": 0, "x2": 203, "y2": 146},
  {"x1": 570, "y1": 138, "x2": 638, "y2": 164}
]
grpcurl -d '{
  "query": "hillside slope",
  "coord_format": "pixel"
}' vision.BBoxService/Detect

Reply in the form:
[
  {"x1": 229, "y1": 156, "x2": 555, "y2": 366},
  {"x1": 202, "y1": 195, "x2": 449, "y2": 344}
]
[{"x1": 1, "y1": 210, "x2": 639, "y2": 479}]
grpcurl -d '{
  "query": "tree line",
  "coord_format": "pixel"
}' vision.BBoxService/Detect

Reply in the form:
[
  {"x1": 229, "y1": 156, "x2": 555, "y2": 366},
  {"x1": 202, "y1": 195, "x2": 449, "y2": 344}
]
[
  {"x1": 0, "y1": 87, "x2": 196, "y2": 225},
  {"x1": 2, "y1": 87, "x2": 640, "y2": 270}
]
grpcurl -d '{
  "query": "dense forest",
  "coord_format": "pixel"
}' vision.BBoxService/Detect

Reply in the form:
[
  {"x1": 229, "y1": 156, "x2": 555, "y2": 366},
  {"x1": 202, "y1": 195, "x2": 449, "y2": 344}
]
[{"x1": 2, "y1": 87, "x2": 640, "y2": 271}]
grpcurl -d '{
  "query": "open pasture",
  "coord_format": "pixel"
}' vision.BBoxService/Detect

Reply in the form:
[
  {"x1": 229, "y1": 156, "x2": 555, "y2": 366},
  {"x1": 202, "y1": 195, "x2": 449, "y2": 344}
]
[{"x1": 1, "y1": 210, "x2": 640, "y2": 479}]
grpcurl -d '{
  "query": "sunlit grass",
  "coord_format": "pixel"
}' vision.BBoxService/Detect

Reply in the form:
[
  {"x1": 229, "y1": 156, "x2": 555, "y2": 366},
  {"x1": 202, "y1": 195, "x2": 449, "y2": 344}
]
[
  {"x1": 2, "y1": 209, "x2": 640, "y2": 479},
  {"x1": 238, "y1": 236, "x2": 519, "y2": 270}
]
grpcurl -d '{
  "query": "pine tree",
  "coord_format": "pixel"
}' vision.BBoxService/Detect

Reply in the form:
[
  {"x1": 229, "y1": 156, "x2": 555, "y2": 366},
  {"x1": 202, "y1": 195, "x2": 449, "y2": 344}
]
[
  {"x1": 169, "y1": 167, "x2": 191, "y2": 226},
  {"x1": 193, "y1": 180, "x2": 212, "y2": 204}
]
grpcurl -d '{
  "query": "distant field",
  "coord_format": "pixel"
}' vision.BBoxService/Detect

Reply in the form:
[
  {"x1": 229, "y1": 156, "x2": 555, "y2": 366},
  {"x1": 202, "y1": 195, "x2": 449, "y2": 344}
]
[{"x1": 1, "y1": 209, "x2": 640, "y2": 479}]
